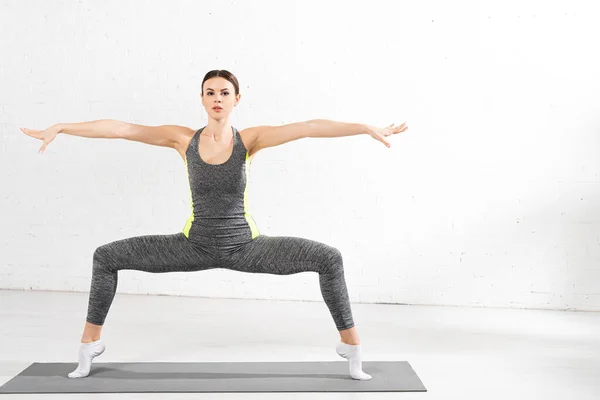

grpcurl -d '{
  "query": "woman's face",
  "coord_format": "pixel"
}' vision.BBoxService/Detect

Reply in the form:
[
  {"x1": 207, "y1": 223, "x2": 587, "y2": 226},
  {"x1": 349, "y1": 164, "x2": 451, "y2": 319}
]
[{"x1": 201, "y1": 77, "x2": 240, "y2": 118}]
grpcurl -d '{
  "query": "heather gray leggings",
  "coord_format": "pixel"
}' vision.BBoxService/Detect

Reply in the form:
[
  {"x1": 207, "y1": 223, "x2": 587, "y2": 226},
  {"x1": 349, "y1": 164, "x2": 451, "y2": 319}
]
[{"x1": 86, "y1": 233, "x2": 355, "y2": 331}]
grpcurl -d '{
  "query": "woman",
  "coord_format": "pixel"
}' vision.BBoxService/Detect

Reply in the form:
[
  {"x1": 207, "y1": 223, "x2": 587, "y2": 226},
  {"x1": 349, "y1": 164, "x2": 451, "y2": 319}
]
[{"x1": 21, "y1": 70, "x2": 408, "y2": 381}]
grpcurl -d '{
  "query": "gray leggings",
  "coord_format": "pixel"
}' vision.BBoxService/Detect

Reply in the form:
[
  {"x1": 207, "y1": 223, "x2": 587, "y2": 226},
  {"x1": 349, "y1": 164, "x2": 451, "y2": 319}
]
[{"x1": 86, "y1": 233, "x2": 355, "y2": 331}]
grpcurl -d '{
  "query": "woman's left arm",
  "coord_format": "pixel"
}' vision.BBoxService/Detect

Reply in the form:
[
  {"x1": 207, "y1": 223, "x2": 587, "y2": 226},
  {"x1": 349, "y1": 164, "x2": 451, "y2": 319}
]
[
  {"x1": 253, "y1": 119, "x2": 408, "y2": 152},
  {"x1": 306, "y1": 119, "x2": 408, "y2": 148}
]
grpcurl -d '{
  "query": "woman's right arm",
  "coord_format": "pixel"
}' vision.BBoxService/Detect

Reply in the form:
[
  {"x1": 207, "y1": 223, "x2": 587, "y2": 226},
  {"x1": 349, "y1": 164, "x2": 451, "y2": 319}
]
[
  {"x1": 22, "y1": 119, "x2": 190, "y2": 154},
  {"x1": 59, "y1": 119, "x2": 188, "y2": 149},
  {"x1": 58, "y1": 119, "x2": 129, "y2": 139}
]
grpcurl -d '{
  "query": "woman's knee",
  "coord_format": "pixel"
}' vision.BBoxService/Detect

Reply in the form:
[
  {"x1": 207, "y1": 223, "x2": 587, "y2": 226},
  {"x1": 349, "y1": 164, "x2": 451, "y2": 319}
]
[
  {"x1": 322, "y1": 245, "x2": 344, "y2": 274},
  {"x1": 92, "y1": 245, "x2": 115, "y2": 271}
]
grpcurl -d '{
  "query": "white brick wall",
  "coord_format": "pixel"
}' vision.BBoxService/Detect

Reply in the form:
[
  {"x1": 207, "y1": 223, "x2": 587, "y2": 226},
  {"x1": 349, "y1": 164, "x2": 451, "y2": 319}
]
[{"x1": 1, "y1": 0, "x2": 599, "y2": 310}]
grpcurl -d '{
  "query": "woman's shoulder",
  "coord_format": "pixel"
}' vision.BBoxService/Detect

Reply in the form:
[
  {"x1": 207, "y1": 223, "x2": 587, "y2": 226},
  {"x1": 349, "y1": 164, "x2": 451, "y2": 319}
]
[
  {"x1": 240, "y1": 126, "x2": 269, "y2": 160},
  {"x1": 170, "y1": 126, "x2": 197, "y2": 161}
]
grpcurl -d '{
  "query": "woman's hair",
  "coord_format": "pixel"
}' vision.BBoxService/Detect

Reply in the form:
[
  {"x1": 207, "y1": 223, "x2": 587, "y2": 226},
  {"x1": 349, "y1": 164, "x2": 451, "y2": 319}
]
[{"x1": 201, "y1": 70, "x2": 240, "y2": 96}]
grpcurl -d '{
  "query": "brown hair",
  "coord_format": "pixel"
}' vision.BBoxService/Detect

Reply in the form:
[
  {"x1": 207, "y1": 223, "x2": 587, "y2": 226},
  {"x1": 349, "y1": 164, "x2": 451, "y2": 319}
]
[{"x1": 201, "y1": 70, "x2": 240, "y2": 96}]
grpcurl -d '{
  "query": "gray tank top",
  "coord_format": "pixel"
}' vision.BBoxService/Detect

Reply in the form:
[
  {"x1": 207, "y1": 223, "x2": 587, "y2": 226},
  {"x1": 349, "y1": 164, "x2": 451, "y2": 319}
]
[{"x1": 181, "y1": 126, "x2": 260, "y2": 241}]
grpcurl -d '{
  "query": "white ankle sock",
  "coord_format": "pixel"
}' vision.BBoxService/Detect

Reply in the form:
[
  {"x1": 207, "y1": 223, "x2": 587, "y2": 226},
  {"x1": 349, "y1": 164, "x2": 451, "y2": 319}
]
[
  {"x1": 68, "y1": 339, "x2": 106, "y2": 378},
  {"x1": 335, "y1": 341, "x2": 372, "y2": 380}
]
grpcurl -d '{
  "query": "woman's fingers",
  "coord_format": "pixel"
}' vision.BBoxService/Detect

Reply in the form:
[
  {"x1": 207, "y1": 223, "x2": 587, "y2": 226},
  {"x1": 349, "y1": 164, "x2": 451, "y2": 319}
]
[
  {"x1": 385, "y1": 121, "x2": 408, "y2": 136},
  {"x1": 39, "y1": 143, "x2": 47, "y2": 154},
  {"x1": 21, "y1": 127, "x2": 41, "y2": 138},
  {"x1": 21, "y1": 127, "x2": 56, "y2": 154},
  {"x1": 378, "y1": 133, "x2": 391, "y2": 148},
  {"x1": 394, "y1": 122, "x2": 408, "y2": 133}
]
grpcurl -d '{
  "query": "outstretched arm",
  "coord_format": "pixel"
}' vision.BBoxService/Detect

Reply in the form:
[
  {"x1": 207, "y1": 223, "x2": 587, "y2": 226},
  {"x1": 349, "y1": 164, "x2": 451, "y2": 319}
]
[
  {"x1": 252, "y1": 119, "x2": 407, "y2": 153},
  {"x1": 305, "y1": 119, "x2": 368, "y2": 138},
  {"x1": 305, "y1": 119, "x2": 407, "y2": 148},
  {"x1": 20, "y1": 120, "x2": 190, "y2": 155},
  {"x1": 252, "y1": 119, "x2": 367, "y2": 153}
]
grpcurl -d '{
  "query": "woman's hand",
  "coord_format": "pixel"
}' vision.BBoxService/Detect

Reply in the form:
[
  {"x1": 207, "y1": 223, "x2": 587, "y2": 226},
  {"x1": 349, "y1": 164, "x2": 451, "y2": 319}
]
[
  {"x1": 366, "y1": 122, "x2": 408, "y2": 148},
  {"x1": 20, "y1": 124, "x2": 61, "y2": 154}
]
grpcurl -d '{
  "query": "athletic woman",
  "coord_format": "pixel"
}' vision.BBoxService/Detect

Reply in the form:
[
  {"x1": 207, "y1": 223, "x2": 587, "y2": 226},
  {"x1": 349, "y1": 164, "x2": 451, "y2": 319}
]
[{"x1": 21, "y1": 69, "x2": 408, "y2": 381}]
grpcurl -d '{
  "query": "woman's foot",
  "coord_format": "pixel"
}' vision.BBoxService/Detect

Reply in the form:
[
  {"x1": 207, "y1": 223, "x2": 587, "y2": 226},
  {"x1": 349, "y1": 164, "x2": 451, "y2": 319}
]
[
  {"x1": 68, "y1": 339, "x2": 106, "y2": 378},
  {"x1": 335, "y1": 341, "x2": 372, "y2": 380}
]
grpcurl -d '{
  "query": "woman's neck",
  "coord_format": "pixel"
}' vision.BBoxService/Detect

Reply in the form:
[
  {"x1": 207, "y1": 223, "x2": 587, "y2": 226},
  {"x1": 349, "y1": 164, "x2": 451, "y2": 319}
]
[{"x1": 203, "y1": 121, "x2": 232, "y2": 141}]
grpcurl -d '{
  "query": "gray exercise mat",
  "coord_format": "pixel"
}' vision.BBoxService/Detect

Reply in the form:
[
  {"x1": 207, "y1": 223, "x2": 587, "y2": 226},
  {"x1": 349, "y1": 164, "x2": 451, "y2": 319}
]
[{"x1": 0, "y1": 361, "x2": 426, "y2": 393}]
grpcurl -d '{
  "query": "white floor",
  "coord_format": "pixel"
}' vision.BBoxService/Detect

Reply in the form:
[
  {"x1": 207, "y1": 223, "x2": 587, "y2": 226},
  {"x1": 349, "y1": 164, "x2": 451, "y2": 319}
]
[{"x1": 0, "y1": 289, "x2": 598, "y2": 400}]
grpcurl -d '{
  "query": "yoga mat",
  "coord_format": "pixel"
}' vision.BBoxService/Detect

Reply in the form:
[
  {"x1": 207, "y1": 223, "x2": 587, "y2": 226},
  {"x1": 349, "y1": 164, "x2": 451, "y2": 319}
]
[{"x1": 0, "y1": 361, "x2": 426, "y2": 393}]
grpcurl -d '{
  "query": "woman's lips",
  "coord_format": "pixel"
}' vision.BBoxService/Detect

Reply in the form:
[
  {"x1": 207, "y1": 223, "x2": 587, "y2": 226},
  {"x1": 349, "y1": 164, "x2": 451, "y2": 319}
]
[{"x1": 213, "y1": 107, "x2": 222, "y2": 111}]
